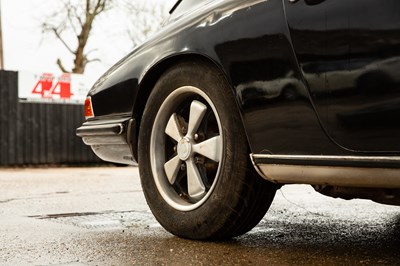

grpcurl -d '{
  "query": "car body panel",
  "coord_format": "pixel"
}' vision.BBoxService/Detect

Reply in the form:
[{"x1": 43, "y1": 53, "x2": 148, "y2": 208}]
[
  {"x1": 285, "y1": 0, "x2": 400, "y2": 152},
  {"x1": 86, "y1": 0, "x2": 343, "y2": 159}
]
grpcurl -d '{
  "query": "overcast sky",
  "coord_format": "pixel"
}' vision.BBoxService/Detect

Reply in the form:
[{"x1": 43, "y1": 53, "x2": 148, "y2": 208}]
[{"x1": 2, "y1": 0, "x2": 175, "y2": 84}]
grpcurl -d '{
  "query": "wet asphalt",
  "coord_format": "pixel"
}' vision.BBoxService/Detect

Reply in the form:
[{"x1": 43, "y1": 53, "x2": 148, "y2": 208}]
[{"x1": 0, "y1": 166, "x2": 399, "y2": 265}]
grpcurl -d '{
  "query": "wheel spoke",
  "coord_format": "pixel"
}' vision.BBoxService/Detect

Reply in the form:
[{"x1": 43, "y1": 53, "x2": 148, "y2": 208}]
[
  {"x1": 186, "y1": 160, "x2": 206, "y2": 199},
  {"x1": 164, "y1": 155, "x2": 181, "y2": 184},
  {"x1": 165, "y1": 113, "x2": 182, "y2": 142},
  {"x1": 187, "y1": 100, "x2": 207, "y2": 138},
  {"x1": 193, "y1": 136, "x2": 222, "y2": 162}
]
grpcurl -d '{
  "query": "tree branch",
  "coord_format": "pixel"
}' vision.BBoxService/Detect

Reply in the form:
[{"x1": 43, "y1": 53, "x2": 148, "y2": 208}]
[
  {"x1": 87, "y1": 58, "x2": 101, "y2": 63},
  {"x1": 49, "y1": 27, "x2": 76, "y2": 55},
  {"x1": 56, "y1": 58, "x2": 71, "y2": 73}
]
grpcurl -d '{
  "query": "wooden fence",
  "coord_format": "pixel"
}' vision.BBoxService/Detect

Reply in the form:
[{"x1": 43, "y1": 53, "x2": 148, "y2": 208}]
[{"x1": 0, "y1": 70, "x2": 101, "y2": 166}]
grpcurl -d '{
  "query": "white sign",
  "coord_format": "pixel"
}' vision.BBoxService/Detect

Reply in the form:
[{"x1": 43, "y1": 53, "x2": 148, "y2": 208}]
[{"x1": 18, "y1": 71, "x2": 90, "y2": 105}]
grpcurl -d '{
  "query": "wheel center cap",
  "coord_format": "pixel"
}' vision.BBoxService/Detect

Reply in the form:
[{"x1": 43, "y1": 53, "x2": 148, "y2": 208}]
[{"x1": 177, "y1": 138, "x2": 192, "y2": 161}]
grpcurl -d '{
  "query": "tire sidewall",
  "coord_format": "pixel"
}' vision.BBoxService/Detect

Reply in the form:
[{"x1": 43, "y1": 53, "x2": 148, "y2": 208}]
[{"x1": 139, "y1": 61, "x2": 249, "y2": 239}]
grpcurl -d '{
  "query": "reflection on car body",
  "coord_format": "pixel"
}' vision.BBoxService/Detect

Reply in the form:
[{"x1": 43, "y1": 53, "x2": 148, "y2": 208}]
[{"x1": 237, "y1": 73, "x2": 301, "y2": 107}]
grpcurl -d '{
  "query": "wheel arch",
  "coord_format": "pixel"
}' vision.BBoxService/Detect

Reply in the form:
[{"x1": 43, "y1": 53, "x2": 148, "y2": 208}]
[{"x1": 130, "y1": 53, "x2": 244, "y2": 161}]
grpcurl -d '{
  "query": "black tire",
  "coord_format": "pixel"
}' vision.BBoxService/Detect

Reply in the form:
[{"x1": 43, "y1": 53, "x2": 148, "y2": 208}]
[{"x1": 138, "y1": 60, "x2": 277, "y2": 240}]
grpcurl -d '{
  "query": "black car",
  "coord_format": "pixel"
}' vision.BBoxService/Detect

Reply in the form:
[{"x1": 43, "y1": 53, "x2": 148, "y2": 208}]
[{"x1": 77, "y1": 0, "x2": 400, "y2": 240}]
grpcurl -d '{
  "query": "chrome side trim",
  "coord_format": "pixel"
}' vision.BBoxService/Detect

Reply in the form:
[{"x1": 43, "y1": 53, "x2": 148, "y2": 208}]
[
  {"x1": 250, "y1": 154, "x2": 268, "y2": 180},
  {"x1": 76, "y1": 123, "x2": 124, "y2": 137},
  {"x1": 81, "y1": 135, "x2": 126, "y2": 145},
  {"x1": 251, "y1": 154, "x2": 400, "y2": 189},
  {"x1": 252, "y1": 154, "x2": 400, "y2": 164}
]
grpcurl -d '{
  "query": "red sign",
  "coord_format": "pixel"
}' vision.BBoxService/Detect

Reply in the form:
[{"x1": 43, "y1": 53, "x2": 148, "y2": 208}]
[
  {"x1": 19, "y1": 71, "x2": 90, "y2": 105},
  {"x1": 31, "y1": 73, "x2": 74, "y2": 99}
]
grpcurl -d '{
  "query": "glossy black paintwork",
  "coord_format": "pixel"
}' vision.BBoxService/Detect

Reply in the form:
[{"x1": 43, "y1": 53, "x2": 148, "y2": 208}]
[
  {"x1": 285, "y1": 0, "x2": 400, "y2": 152},
  {"x1": 87, "y1": 0, "x2": 400, "y2": 157},
  {"x1": 212, "y1": 0, "x2": 342, "y2": 155}
]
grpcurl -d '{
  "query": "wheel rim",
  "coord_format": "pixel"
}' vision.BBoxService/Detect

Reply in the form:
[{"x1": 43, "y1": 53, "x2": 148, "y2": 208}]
[{"x1": 150, "y1": 86, "x2": 223, "y2": 211}]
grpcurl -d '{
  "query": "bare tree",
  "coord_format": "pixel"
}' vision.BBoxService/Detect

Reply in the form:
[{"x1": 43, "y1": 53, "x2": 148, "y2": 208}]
[
  {"x1": 42, "y1": 0, "x2": 167, "y2": 74},
  {"x1": 42, "y1": 0, "x2": 112, "y2": 74},
  {"x1": 119, "y1": 1, "x2": 167, "y2": 47}
]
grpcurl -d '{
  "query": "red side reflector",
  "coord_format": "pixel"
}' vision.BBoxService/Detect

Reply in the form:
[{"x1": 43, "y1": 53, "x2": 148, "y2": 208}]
[{"x1": 84, "y1": 97, "x2": 94, "y2": 119}]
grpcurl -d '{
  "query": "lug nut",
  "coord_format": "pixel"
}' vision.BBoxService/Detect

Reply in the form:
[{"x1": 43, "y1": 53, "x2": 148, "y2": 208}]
[
  {"x1": 180, "y1": 163, "x2": 186, "y2": 171},
  {"x1": 195, "y1": 157, "x2": 205, "y2": 164}
]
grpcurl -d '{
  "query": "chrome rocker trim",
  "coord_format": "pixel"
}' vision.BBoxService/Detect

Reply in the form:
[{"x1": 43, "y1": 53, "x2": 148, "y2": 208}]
[
  {"x1": 251, "y1": 154, "x2": 400, "y2": 189},
  {"x1": 76, "y1": 117, "x2": 136, "y2": 165}
]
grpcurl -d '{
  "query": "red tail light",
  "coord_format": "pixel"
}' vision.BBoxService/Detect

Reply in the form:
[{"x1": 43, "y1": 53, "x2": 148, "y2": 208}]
[{"x1": 84, "y1": 97, "x2": 94, "y2": 119}]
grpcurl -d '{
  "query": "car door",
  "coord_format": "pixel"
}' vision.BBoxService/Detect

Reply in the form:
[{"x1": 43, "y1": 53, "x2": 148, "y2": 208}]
[{"x1": 284, "y1": 0, "x2": 400, "y2": 152}]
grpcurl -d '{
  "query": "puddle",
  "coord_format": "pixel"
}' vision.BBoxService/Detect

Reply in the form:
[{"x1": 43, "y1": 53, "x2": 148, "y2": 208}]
[{"x1": 29, "y1": 210, "x2": 156, "y2": 229}]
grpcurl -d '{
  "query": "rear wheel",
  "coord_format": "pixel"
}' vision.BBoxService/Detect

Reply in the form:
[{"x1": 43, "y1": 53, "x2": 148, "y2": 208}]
[{"x1": 138, "y1": 60, "x2": 277, "y2": 240}]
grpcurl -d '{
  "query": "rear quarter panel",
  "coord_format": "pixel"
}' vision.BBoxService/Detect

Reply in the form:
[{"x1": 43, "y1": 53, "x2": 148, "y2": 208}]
[{"x1": 88, "y1": 0, "x2": 342, "y2": 156}]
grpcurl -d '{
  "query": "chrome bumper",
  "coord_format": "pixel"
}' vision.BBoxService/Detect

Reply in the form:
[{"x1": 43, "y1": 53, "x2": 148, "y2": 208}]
[{"x1": 76, "y1": 117, "x2": 137, "y2": 165}]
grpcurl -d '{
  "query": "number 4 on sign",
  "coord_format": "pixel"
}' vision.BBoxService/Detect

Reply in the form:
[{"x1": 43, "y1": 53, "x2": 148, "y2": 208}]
[
  {"x1": 32, "y1": 73, "x2": 54, "y2": 98},
  {"x1": 51, "y1": 74, "x2": 74, "y2": 99}
]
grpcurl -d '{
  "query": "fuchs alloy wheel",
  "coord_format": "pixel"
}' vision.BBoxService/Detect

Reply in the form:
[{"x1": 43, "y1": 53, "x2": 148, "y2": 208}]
[
  {"x1": 150, "y1": 85, "x2": 223, "y2": 211},
  {"x1": 138, "y1": 60, "x2": 277, "y2": 240}
]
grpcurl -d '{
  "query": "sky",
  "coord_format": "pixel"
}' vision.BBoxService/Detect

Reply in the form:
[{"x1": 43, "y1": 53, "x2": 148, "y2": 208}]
[{"x1": 2, "y1": 0, "x2": 176, "y2": 85}]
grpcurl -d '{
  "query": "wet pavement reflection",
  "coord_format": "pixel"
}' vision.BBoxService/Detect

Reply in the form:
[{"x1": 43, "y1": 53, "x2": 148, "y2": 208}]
[{"x1": 1, "y1": 167, "x2": 399, "y2": 265}]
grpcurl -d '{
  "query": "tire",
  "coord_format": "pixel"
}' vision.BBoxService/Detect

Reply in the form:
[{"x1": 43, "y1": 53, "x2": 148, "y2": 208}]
[{"x1": 138, "y1": 60, "x2": 277, "y2": 240}]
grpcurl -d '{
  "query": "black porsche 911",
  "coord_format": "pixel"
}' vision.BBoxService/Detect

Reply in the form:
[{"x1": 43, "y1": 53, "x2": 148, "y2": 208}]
[{"x1": 77, "y1": 0, "x2": 400, "y2": 240}]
